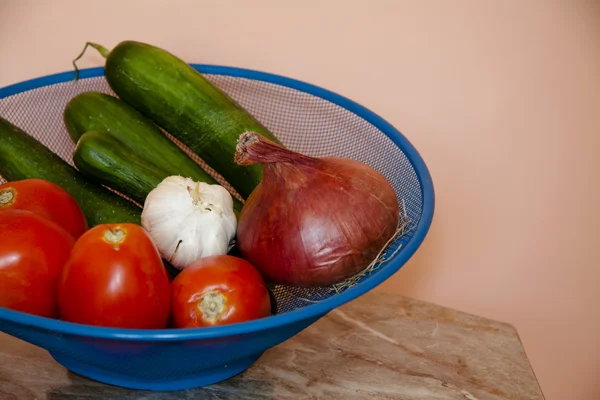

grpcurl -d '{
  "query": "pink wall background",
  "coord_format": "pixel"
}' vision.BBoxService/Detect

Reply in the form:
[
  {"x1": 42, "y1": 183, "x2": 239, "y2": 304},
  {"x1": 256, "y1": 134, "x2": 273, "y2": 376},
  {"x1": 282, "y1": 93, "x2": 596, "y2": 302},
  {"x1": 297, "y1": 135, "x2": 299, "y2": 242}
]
[{"x1": 1, "y1": 1, "x2": 599, "y2": 399}]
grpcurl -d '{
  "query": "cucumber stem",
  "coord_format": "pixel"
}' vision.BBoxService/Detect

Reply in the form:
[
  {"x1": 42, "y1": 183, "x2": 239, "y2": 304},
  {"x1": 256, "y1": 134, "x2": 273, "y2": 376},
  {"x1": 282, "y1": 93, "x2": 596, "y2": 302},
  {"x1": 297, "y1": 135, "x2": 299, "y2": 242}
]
[{"x1": 72, "y1": 42, "x2": 111, "y2": 81}]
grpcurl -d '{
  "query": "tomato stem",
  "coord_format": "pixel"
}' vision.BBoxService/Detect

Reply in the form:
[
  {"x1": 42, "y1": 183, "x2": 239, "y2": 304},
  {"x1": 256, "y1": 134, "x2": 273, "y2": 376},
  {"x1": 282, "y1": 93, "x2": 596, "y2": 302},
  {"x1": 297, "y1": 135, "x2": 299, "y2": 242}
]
[
  {"x1": 199, "y1": 291, "x2": 226, "y2": 323},
  {"x1": 0, "y1": 188, "x2": 15, "y2": 207},
  {"x1": 103, "y1": 227, "x2": 126, "y2": 245}
]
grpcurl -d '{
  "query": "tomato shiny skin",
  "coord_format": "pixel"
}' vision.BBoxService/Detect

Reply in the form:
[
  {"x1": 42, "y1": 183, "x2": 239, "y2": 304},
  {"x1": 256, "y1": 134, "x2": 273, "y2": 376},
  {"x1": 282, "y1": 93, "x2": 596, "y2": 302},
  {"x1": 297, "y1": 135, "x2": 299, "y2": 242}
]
[
  {"x1": 171, "y1": 255, "x2": 271, "y2": 328},
  {"x1": 58, "y1": 223, "x2": 171, "y2": 329},
  {"x1": 0, "y1": 210, "x2": 75, "y2": 318},
  {"x1": 0, "y1": 179, "x2": 88, "y2": 239}
]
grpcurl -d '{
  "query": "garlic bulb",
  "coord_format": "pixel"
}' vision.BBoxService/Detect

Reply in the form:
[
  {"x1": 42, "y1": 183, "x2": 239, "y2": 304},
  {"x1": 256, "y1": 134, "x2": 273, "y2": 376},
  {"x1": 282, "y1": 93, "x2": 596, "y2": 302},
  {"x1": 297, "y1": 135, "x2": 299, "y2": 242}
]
[{"x1": 141, "y1": 176, "x2": 237, "y2": 269}]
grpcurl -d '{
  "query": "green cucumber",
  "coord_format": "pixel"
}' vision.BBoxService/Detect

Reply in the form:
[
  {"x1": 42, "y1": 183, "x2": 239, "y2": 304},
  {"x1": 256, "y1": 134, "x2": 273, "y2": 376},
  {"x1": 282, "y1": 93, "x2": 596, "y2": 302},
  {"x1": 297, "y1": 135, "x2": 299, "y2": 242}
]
[
  {"x1": 73, "y1": 131, "x2": 168, "y2": 205},
  {"x1": 73, "y1": 41, "x2": 282, "y2": 199},
  {"x1": 74, "y1": 130, "x2": 243, "y2": 214},
  {"x1": 64, "y1": 91, "x2": 218, "y2": 187},
  {"x1": 0, "y1": 117, "x2": 141, "y2": 226}
]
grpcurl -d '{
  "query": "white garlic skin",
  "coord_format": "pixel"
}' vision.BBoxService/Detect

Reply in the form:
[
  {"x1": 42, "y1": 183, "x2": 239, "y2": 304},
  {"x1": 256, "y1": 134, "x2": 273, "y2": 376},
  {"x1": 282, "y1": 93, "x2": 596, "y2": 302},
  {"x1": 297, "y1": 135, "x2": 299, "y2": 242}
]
[{"x1": 141, "y1": 176, "x2": 237, "y2": 270}]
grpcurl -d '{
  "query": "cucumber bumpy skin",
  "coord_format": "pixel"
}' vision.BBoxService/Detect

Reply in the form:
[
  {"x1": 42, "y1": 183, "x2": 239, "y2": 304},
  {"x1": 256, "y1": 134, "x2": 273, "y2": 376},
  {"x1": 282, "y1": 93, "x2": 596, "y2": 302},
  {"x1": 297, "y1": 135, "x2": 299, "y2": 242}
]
[
  {"x1": 73, "y1": 131, "x2": 171, "y2": 206},
  {"x1": 73, "y1": 41, "x2": 282, "y2": 200},
  {"x1": 73, "y1": 130, "x2": 243, "y2": 215},
  {"x1": 0, "y1": 117, "x2": 141, "y2": 226},
  {"x1": 64, "y1": 92, "x2": 244, "y2": 212},
  {"x1": 63, "y1": 92, "x2": 219, "y2": 187}
]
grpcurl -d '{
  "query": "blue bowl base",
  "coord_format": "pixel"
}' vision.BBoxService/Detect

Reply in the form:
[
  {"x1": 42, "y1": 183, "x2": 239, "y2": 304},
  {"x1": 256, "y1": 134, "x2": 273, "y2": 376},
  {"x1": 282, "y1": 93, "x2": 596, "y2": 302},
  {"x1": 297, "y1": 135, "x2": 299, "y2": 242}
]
[{"x1": 49, "y1": 351, "x2": 264, "y2": 391}]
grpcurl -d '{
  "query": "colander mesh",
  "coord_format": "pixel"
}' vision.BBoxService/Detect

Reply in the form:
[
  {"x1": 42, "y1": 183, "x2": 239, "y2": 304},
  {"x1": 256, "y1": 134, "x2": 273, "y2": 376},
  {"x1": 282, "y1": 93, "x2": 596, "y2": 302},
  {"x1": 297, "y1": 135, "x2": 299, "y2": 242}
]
[{"x1": 0, "y1": 74, "x2": 422, "y2": 314}]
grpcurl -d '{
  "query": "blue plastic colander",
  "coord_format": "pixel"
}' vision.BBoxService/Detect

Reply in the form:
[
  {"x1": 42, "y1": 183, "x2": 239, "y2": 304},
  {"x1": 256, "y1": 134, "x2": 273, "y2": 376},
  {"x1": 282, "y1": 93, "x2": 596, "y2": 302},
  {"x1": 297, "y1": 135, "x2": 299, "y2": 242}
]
[{"x1": 0, "y1": 65, "x2": 434, "y2": 391}]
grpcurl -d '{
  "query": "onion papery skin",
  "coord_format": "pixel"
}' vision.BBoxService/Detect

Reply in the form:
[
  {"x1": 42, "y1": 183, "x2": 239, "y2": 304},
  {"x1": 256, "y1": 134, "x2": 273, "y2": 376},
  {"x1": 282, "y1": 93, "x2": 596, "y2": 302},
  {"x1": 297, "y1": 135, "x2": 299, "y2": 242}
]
[{"x1": 235, "y1": 132, "x2": 399, "y2": 287}]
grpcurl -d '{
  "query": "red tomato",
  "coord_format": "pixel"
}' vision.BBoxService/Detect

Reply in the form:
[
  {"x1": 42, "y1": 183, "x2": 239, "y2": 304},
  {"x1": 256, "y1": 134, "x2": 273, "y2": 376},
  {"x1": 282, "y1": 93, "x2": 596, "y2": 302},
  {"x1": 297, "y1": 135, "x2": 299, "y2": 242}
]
[
  {"x1": 0, "y1": 210, "x2": 75, "y2": 318},
  {"x1": 0, "y1": 179, "x2": 88, "y2": 239},
  {"x1": 171, "y1": 255, "x2": 271, "y2": 328},
  {"x1": 58, "y1": 223, "x2": 171, "y2": 329}
]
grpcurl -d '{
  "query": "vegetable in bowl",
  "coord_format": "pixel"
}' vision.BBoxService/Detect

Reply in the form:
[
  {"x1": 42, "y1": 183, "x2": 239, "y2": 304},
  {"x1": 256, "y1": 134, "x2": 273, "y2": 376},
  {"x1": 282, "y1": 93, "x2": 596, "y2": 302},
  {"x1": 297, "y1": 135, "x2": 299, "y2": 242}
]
[{"x1": 0, "y1": 38, "x2": 434, "y2": 390}]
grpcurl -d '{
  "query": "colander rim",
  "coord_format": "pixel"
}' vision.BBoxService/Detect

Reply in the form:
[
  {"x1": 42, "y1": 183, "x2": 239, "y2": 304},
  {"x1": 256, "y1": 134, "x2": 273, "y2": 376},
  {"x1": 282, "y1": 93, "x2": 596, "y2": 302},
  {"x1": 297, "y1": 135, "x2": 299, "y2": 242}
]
[{"x1": 0, "y1": 65, "x2": 435, "y2": 341}]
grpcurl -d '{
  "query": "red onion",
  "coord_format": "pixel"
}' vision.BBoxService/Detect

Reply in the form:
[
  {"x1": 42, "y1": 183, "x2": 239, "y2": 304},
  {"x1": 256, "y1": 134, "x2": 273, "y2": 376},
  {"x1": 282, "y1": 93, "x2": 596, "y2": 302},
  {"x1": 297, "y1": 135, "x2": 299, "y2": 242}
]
[{"x1": 234, "y1": 132, "x2": 399, "y2": 287}]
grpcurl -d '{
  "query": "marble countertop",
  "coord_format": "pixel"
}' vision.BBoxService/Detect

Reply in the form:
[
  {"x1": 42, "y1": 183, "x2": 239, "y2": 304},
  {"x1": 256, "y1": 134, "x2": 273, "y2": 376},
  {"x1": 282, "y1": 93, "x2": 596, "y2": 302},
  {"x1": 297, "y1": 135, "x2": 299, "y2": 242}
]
[{"x1": 0, "y1": 292, "x2": 544, "y2": 399}]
